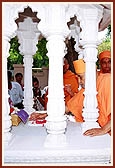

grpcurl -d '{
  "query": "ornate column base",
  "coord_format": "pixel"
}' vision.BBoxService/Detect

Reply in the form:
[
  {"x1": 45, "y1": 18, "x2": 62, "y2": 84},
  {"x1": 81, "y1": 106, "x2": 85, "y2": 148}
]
[
  {"x1": 46, "y1": 116, "x2": 67, "y2": 134},
  {"x1": 82, "y1": 108, "x2": 100, "y2": 133},
  {"x1": 44, "y1": 133, "x2": 67, "y2": 148},
  {"x1": 4, "y1": 115, "x2": 13, "y2": 146}
]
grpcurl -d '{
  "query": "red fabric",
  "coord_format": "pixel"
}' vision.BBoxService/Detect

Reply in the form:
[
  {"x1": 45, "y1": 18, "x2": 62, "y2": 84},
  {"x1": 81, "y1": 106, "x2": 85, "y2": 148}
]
[{"x1": 10, "y1": 107, "x2": 14, "y2": 113}]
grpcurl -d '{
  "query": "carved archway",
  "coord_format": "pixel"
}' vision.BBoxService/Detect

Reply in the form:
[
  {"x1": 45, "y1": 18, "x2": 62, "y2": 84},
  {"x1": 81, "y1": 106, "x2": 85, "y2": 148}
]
[{"x1": 3, "y1": 2, "x2": 111, "y2": 142}]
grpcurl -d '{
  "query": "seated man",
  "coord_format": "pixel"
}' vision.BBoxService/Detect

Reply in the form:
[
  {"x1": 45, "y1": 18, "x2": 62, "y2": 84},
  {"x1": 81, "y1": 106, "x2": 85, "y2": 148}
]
[
  {"x1": 66, "y1": 58, "x2": 111, "y2": 136},
  {"x1": 8, "y1": 71, "x2": 24, "y2": 109}
]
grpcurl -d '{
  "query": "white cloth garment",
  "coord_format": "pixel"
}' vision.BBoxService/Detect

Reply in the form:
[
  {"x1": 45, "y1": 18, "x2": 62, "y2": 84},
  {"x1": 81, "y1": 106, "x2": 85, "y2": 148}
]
[
  {"x1": 41, "y1": 86, "x2": 48, "y2": 97},
  {"x1": 8, "y1": 82, "x2": 24, "y2": 105},
  {"x1": 33, "y1": 97, "x2": 44, "y2": 111}
]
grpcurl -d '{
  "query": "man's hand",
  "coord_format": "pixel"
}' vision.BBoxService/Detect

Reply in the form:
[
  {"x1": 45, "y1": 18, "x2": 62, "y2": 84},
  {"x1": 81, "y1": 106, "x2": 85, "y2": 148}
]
[
  {"x1": 29, "y1": 112, "x2": 47, "y2": 120},
  {"x1": 83, "y1": 128, "x2": 106, "y2": 137},
  {"x1": 83, "y1": 120, "x2": 111, "y2": 137}
]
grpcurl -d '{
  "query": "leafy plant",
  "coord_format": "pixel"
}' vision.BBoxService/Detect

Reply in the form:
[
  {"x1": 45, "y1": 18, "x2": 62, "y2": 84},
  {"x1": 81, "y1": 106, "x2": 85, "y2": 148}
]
[
  {"x1": 8, "y1": 24, "x2": 111, "y2": 70},
  {"x1": 7, "y1": 36, "x2": 23, "y2": 70},
  {"x1": 33, "y1": 38, "x2": 48, "y2": 68},
  {"x1": 96, "y1": 25, "x2": 111, "y2": 69},
  {"x1": 7, "y1": 37, "x2": 48, "y2": 69},
  {"x1": 106, "y1": 24, "x2": 111, "y2": 39}
]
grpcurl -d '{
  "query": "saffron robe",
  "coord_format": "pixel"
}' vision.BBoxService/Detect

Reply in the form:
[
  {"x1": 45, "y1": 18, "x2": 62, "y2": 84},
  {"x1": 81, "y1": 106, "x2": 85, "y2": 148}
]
[
  {"x1": 63, "y1": 70, "x2": 79, "y2": 105},
  {"x1": 67, "y1": 73, "x2": 111, "y2": 135}
]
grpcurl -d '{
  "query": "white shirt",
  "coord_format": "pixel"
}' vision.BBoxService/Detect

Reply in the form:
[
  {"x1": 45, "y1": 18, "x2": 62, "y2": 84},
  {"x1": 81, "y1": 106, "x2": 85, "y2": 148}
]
[{"x1": 8, "y1": 82, "x2": 24, "y2": 105}]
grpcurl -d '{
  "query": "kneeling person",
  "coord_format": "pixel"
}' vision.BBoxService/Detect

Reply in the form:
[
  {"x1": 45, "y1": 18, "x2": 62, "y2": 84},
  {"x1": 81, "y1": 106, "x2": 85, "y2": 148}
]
[{"x1": 66, "y1": 59, "x2": 111, "y2": 136}]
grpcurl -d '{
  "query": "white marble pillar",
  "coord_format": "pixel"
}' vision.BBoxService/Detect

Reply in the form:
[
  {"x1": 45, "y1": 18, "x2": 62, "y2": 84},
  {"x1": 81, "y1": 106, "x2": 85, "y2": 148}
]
[
  {"x1": 17, "y1": 18, "x2": 40, "y2": 114},
  {"x1": 2, "y1": 3, "x2": 19, "y2": 146},
  {"x1": 46, "y1": 35, "x2": 67, "y2": 134},
  {"x1": 23, "y1": 56, "x2": 34, "y2": 113},
  {"x1": 77, "y1": 8, "x2": 103, "y2": 133},
  {"x1": 3, "y1": 35, "x2": 13, "y2": 146},
  {"x1": 38, "y1": 4, "x2": 70, "y2": 134}
]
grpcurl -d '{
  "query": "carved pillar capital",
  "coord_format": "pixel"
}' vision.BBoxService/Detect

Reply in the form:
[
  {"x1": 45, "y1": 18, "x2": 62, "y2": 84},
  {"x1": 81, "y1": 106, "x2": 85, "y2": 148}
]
[
  {"x1": 38, "y1": 4, "x2": 70, "y2": 39},
  {"x1": 17, "y1": 17, "x2": 40, "y2": 55},
  {"x1": 77, "y1": 8, "x2": 103, "y2": 45}
]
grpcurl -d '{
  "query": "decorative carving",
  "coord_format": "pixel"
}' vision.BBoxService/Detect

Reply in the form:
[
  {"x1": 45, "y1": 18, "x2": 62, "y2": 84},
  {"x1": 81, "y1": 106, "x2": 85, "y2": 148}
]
[
  {"x1": 3, "y1": 4, "x2": 110, "y2": 157},
  {"x1": 38, "y1": 4, "x2": 70, "y2": 38},
  {"x1": 76, "y1": 8, "x2": 103, "y2": 44},
  {"x1": 46, "y1": 120, "x2": 67, "y2": 134},
  {"x1": 3, "y1": 37, "x2": 13, "y2": 146},
  {"x1": 75, "y1": 7, "x2": 103, "y2": 133},
  {"x1": 67, "y1": 18, "x2": 83, "y2": 64},
  {"x1": 4, "y1": 121, "x2": 111, "y2": 164},
  {"x1": 46, "y1": 35, "x2": 67, "y2": 134},
  {"x1": 4, "y1": 148, "x2": 111, "y2": 164},
  {"x1": 44, "y1": 133, "x2": 67, "y2": 148},
  {"x1": 15, "y1": 6, "x2": 40, "y2": 27},
  {"x1": 37, "y1": 4, "x2": 70, "y2": 134},
  {"x1": 66, "y1": 18, "x2": 82, "y2": 72},
  {"x1": 3, "y1": 4, "x2": 26, "y2": 35},
  {"x1": 17, "y1": 17, "x2": 40, "y2": 114}
]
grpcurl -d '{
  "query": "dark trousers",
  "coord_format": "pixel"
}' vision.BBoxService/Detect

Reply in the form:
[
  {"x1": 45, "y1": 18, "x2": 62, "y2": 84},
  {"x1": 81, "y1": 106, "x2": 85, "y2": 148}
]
[{"x1": 14, "y1": 102, "x2": 24, "y2": 109}]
